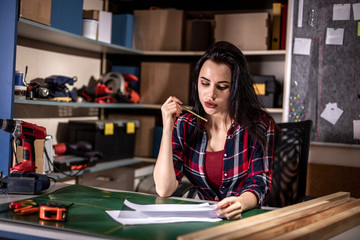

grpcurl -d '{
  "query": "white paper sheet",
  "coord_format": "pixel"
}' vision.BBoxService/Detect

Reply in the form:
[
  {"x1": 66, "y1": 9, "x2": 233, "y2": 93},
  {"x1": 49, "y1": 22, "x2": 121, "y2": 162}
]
[
  {"x1": 106, "y1": 200, "x2": 222, "y2": 225},
  {"x1": 353, "y1": 3, "x2": 360, "y2": 21},
  {"x1": 333, "y1": 4, "x2": 351, "y2": 21},
  {"x1": 326, "y1": 28, "x2": 344, "y2": 45},
  {"x1": 320, "y1": 103, "x2": 343, "y2": 125},
  {"x1": 298, "y1": 0, "x2": 304, "y2": 27},
  {"x1": 106, "y1": 210, "x2": 222, "y2": 225},
  {"x1": 293, "y1": 38, "x2": 312, "y2": 55}
]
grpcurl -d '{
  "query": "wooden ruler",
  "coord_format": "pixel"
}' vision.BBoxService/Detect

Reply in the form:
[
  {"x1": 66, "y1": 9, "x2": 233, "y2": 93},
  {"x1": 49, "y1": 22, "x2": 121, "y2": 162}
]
[{"x1": 178, "y1": 192, "x2": 360, "y2": 240}]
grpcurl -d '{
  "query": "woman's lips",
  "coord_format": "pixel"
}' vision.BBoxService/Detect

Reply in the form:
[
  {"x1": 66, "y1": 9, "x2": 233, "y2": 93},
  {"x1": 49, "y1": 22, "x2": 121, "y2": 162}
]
[{"x1": 205, "y1": 101, "x2": 217, "y2": 108}]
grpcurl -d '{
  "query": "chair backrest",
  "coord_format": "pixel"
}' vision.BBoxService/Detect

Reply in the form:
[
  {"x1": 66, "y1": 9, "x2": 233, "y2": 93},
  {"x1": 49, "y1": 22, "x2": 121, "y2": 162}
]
[{"x1": 266, "y1": 120, "x2": 312, "y2": 207}]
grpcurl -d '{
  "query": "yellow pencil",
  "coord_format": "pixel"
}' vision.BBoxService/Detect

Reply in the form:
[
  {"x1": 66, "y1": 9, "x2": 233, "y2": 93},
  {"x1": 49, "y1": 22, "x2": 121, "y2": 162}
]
[{"x1": 181, "y1": 105, "x2": 208, "y2": 122}]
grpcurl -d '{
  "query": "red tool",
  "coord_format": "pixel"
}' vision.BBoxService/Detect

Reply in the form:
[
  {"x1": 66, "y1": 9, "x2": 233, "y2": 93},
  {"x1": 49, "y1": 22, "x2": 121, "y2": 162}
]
[
  {"x1": 0, "y1": 119, "x2": 47, "y2": 172},
  {"x1": 39, "y1": 203, "x2": 74, "y2": 221},
  {"x1": 9, "y1": 199, "x2": 37, "y2": 210},
  {"x1": 10, "y1": 200, "x2": 39, "y2": 215}
]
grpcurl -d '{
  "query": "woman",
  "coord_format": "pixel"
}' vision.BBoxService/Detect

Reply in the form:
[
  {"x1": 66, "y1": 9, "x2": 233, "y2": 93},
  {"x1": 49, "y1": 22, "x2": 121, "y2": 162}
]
[{"x1": 153, "y1": 41, "x2": 278, "y2": 220}]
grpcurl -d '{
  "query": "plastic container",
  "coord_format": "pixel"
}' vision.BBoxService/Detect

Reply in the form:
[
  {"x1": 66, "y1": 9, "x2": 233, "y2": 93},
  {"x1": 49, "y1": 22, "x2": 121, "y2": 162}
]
[
  {"x1": 82, "y1": 19, "x2": 98, "y2": 40},
  {"x1": 15, "y1": 71, "x2": 24, "y2": 86},
  {"x1": 14, "y1": 85, "x2": 27, "y2": 99}
]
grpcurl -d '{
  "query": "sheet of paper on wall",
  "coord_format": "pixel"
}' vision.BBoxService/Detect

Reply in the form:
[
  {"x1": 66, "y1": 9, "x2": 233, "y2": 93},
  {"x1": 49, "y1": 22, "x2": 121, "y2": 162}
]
[
  {"x1": 333, "y1": 4, "x2": 351, "y2": 21},
  {"x1": 353, "y1": 120, "x2": 360, "y2": 140},
  {"x1": 326, "y1": 28, "x2": 344, "y2": 45},
  {"x1": 320, "y1": 102, "x2": 343, "y2": 125},
  {"x1": 297, "y1": 0, "x2": 304, "y2": 27},
  {"x1": 353, "y1": 3, "x2": 360, "y2": 21},
  {"x1": 293, "y1": 38, "x2": 312, "y2": 55}
]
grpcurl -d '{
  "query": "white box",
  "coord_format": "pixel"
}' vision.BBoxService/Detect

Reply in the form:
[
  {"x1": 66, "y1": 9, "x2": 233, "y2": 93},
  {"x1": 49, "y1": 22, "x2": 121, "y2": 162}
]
[{"x1": 98, "y1": 11, "x2": 112, "y2": 43}]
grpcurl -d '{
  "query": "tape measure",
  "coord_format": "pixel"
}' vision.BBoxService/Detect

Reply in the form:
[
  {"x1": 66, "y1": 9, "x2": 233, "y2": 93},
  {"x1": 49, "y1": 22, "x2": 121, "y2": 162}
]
[{"x1": 39, "y1": 203, "x2": 74, "y2": 221}]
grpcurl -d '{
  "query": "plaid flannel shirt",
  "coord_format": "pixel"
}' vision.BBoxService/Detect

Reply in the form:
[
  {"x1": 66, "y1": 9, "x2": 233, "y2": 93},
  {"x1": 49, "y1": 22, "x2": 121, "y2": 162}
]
[{"x1": 173, "y1": 113, "x2": 276, "y2": 206}]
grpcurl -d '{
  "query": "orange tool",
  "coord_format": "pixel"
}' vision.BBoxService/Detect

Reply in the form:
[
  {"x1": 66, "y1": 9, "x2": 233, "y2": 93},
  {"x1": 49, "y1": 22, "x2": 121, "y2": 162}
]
[{"x1": 39, "y1": 203, "x2": 74, "y2": 221}]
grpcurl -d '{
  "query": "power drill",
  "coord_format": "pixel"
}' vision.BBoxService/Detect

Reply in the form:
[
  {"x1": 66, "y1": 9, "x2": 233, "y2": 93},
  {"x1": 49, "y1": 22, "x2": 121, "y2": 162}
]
[{"x1": 0, "y1": 119, "x2": 47, "y2": 172}]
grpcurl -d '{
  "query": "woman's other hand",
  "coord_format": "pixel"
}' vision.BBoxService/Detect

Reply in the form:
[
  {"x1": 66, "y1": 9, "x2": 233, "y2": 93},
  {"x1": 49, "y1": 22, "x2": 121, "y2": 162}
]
[{"x1": 214, "y1": 192, "x2": 258, "y2": 220}]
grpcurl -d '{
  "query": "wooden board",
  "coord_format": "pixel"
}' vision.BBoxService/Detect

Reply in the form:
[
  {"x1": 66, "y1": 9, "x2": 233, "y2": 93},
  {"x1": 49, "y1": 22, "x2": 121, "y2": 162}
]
[{"x1": 178, "y1": 192, "x2": 360, "y2": 240}]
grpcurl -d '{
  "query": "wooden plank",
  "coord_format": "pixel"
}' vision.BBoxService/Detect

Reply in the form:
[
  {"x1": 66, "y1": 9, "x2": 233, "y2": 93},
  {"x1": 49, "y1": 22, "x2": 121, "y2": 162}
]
[
  {"x1": 178, "y1": 192, "x2": 349, "y2": 240},
  {"x1": 219, "y1": 198, "x2": 357, "y2": 240},
  {"x1": 273, "y1": 205, "x2": 360, "y2": 240},
  {"x1": 230, "y1": 198, "x2": 360, "y2": 240}
]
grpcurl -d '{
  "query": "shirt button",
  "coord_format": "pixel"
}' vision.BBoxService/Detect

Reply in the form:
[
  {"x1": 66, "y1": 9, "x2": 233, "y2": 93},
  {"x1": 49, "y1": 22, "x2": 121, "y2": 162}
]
[
  {"x1": 222, "y1": 186, "x2": 225, "y2": 189},
  {"x1": 224, "y1": 173, "x2": 228, "y2": 177},
  {"x1": 224, "y1": 153, "x2": 227, "y2": 157}
]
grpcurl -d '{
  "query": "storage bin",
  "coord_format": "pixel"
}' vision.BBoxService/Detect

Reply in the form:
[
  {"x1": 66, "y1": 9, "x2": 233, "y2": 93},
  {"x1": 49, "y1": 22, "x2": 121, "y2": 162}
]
[
  {"x1": 51, "y1": 0, "x2": 83, "y2": 35},
  {"x1": 67, "y1": 119, "x2": 139, "y2": 162},
  {"x1": 112, "y1": 14, "x2": 134, "y2": 48}
]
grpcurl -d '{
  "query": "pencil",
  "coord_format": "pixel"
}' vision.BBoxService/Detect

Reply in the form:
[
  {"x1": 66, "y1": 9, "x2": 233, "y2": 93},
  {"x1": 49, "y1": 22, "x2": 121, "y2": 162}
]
[{"x1": 181, "y1": 105, "x2": 208, "y2": 122}]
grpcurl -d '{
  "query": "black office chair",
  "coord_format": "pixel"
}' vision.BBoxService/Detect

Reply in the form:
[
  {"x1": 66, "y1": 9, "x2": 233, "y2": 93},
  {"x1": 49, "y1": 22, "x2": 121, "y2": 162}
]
[{"x1": 266, "y1": 120, "x2": 313, "y2": 207}]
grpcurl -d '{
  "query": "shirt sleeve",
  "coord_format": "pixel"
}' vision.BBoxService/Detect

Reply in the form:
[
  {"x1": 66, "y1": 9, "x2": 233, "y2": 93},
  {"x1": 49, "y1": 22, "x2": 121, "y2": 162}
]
[
  {"x1": 172, "y1": 117, "x2": 185, "y2": 183},
  {"x1": 239, "y1": 117, "x2": 276, "y2": 206}
]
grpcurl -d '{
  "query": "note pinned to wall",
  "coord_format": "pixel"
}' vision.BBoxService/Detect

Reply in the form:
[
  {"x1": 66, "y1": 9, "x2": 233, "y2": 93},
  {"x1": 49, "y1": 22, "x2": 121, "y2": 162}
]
[
  {"x1": 352, "y1": 3, "x2": 360, "y2": 21},
  {"x1": 293, "y1": 37, "x2": 312, "y2": 55},
  {"x1": 354, "y1": 120, "x2": 360, "y2": 140},
  {"x1": 320, "y1": 102, "x2": 343, "y2": 125},
  {"x1": 326, "y1": 28, "x2": 344, "y2": 45},
  {"x1": 333, "y1": 4, "x2": 351, "y2": 20}
]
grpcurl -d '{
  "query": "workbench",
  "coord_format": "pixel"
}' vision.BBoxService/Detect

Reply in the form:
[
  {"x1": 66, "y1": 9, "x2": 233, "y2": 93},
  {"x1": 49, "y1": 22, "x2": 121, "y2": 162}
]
[{"x1": 0, "y1": 183, "x2": 359, "y2": 239}]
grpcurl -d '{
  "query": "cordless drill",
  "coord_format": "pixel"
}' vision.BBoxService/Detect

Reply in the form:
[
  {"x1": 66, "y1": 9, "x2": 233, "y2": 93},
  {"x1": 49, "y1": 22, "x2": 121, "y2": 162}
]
[{"x1": 0, "y1": 119, "x2": 47, "y2": 172}]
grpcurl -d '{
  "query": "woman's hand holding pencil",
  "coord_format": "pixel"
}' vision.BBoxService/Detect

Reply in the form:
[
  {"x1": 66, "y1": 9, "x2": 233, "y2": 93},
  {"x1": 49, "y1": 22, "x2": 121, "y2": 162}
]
[{"x1": 161, "y1": 96, "x2": 207, "y2": 131}]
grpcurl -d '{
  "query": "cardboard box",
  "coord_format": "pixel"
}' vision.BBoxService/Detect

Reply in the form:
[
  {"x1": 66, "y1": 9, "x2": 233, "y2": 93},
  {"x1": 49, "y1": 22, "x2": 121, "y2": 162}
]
[
  {"x1": 140, "y1": 62, "x2": 191, "y2": 105},
  {"x1": 185, "y1": 19, "x2": 213, "y2": 51},
  {"x1": 51, "y1": 0, "x2": 83, "y2": 35},
  {"x1": 133, "y1": 10, "x2": 184, "y2": 51},
  {"x1": 20, "y1": 0, "x2": 51, "y2": 26},
  {"x1": 214, "y1": 12, "x2": 270, "y2": 51},
  {"x1": 108, "y1": 114, "x2": 156, "y2": 158},
  {"x1": 112, "y1": 14, "x2": 134, "y2": 48},
  {"x1": 83, "y1": 10, "x2": 100, "y2": 20}
]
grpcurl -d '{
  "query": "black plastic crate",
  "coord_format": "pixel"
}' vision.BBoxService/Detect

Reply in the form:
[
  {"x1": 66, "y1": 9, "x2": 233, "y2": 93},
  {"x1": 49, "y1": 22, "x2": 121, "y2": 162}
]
[
  {"x1": 253, "y1": 75, "x2": 282, "y2": 108},
  {"x1": 67, "y1": 120, "x2": 139, "y2": 162}
]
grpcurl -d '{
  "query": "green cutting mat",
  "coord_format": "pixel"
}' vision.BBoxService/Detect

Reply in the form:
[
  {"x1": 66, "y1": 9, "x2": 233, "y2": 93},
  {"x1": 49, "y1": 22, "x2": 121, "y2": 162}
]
[{"x1": 0, "y1": 184, "x2": 268, "y2": 239}]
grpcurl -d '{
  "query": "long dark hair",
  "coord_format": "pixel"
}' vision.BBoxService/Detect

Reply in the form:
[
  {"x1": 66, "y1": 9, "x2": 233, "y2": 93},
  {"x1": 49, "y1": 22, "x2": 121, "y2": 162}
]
[{"x1": 191, "y1": 41, "x2": 275, "y2": 151}]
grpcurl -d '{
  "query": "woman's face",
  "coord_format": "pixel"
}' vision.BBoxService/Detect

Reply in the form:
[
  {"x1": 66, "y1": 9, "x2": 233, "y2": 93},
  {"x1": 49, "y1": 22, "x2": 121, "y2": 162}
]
[{"x1": 197, "y1": 60, "x2": 232, "y2": 117}]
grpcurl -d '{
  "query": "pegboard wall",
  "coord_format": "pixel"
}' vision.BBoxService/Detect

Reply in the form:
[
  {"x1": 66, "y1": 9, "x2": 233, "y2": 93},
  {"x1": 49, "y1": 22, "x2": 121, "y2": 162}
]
[{"x1": 289, "y1": 0, "x2": 360, "y2": 144}]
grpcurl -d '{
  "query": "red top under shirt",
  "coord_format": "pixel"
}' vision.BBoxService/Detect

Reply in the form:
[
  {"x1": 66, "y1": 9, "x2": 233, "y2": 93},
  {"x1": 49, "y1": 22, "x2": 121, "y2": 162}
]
[{"x1": 205, "y1": 149, "x2": 225, "y2": 193}]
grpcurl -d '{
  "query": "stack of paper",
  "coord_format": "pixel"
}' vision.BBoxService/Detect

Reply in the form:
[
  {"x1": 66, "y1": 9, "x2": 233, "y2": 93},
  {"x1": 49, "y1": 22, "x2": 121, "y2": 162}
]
[{"x1": 106, "y1": 200, "x2": 222, "y2": 225}]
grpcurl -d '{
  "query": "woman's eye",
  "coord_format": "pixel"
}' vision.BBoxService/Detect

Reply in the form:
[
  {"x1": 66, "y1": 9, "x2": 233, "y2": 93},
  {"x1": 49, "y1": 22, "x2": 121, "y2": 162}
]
[
  {"x1": 201, "y1": 81, "x2": 210, "y2": 86},
  {"x1": 217, "y1": 85, "x2": 229, "y2": 90}
]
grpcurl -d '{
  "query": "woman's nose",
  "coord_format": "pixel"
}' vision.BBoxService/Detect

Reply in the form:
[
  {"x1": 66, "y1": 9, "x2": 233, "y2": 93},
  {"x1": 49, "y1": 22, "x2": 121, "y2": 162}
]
[{"x1": 208, "y1": 86, "x2": 216, "y2": 100}]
